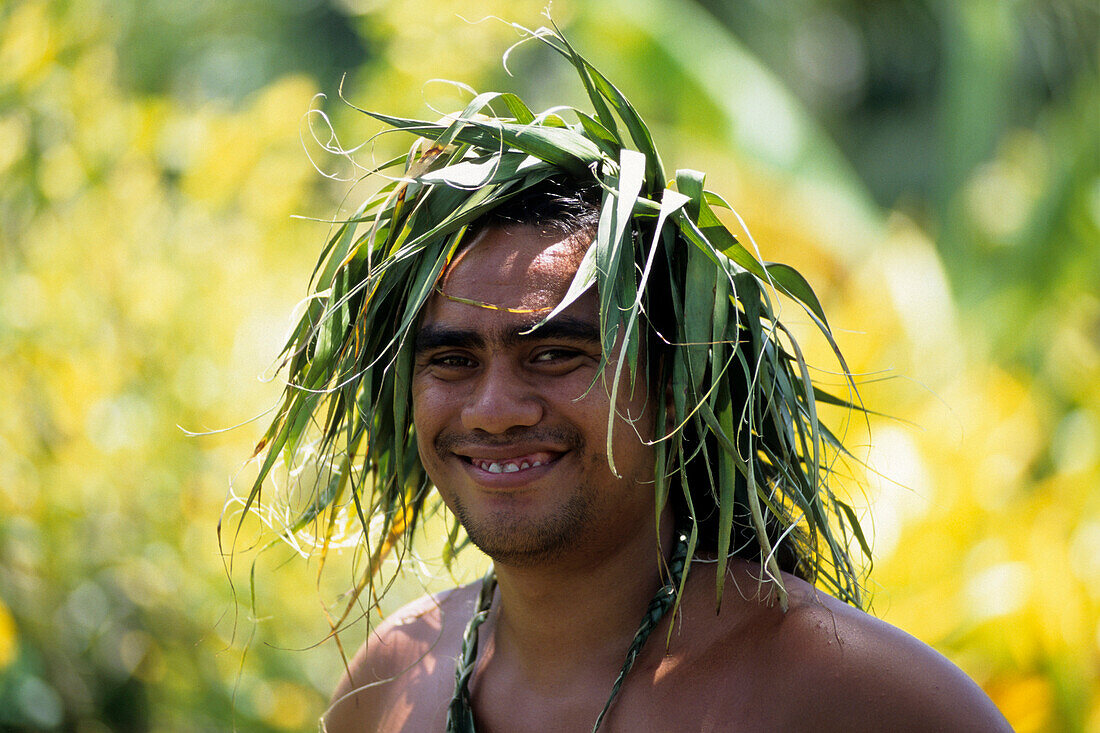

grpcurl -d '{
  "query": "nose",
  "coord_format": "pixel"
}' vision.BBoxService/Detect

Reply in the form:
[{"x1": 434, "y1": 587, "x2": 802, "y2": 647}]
[{"x1": 461, "y1": 359, "x2": 543, "y2": 434}]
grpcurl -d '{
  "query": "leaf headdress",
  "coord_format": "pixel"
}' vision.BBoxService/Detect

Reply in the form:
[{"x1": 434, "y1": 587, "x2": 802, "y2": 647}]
[{"x1": 235, "y1": 23, "x2": 870, "y2": 624}]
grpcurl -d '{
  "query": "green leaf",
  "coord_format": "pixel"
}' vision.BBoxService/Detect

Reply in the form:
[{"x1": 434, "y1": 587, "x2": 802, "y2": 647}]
[
  {"x1": 574, "y1": 109, "x2": 621, "y2": 159},
  {"x1": 535, "y1": 27, "x2": 664, "y2": 186},
  {"x1": 763, "y1": 261, "x2": 830, "y2": 328},
  {"x1": 354, "y1": 109, "x2": 607, "y2": 177},
  {"x1": 418, "y1": 151, "x2": 545, "y2": 188},
  {"x1": 837, "y1": 500, "x2": 873, "y2": 561},
  {"x1": 714, "y1": 383, "x2": 736, "y2": 609},
  {"x1": 601, "y1": 149, "x2": 647, "y2": 475}
]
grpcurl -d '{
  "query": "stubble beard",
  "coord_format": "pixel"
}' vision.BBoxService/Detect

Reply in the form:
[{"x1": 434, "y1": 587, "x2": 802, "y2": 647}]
[{"x1": 448, "y1": 482, "x2": 597, "y2": 567}]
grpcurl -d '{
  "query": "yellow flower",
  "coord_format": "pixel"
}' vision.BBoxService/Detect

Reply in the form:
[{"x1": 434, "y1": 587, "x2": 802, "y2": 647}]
[{"x1": 0, "y1": 598, "x2": 18, "y2": 670}]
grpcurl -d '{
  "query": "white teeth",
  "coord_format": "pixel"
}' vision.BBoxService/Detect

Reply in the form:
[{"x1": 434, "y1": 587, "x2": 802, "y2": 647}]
[{"x1": 474, "y1": 458, "x2": 547, "y2": 473}]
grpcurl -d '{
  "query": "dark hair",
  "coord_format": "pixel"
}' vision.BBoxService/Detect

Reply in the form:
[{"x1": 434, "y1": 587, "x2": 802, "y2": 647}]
[{"x1": 467, "y1": 176, "x2": 602, "y2": 241}]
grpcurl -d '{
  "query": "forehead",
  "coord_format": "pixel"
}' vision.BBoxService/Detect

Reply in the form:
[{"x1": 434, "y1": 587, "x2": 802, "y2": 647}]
[{"x1": 429, "y1": 225, "x2": 592, "y2": 318}]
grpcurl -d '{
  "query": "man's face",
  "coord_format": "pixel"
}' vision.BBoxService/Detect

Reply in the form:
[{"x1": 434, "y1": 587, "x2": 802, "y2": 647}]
[{"x1": 411, "y1": 225, "x2": 658, "y2": 568}]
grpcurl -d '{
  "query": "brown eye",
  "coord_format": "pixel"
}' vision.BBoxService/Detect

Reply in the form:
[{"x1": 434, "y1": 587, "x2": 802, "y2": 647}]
[
  {"x1": 429, "y1": 353, "x2": 476, "y2": 371},
  {"x1": 532, "y1": 348, "x2": 579, "y2": 363},
  {"x1": 530, "y1": 348, "x2": 596, "y2": 376}
]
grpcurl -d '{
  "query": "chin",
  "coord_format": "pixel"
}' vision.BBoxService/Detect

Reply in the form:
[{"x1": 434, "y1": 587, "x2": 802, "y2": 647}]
[{"x1": 454, "y1": 494, "x2": 595, "y2": 568}]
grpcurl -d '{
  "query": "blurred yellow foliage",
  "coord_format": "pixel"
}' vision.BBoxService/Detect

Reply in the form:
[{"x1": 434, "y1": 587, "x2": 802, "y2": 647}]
[
  {"x1": 0, "y1": 600, "x2": 17, "y2": 671},
  {"x1": 0, "y1": 0, "x2": 57, "y2": 89}
]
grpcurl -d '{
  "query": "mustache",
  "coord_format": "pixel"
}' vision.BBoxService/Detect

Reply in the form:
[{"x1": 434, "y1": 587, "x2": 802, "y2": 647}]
[{"x1": 434, "y1": 426, "x2": 585, "y2": 456}]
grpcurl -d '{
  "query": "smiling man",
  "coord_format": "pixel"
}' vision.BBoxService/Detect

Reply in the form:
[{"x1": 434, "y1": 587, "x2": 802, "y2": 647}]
[
  {"x1": 318, "y1": 182, "x2": 1009, "y2": 733},
  {"x1": 246, "y1": 24, "x2": 1011, "y2": 733}
]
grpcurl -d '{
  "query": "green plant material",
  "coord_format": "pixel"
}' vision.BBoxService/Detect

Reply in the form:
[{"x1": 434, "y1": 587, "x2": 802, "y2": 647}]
[{"x1": 241, "y1": 20, "x2": 870, "y2": 624}]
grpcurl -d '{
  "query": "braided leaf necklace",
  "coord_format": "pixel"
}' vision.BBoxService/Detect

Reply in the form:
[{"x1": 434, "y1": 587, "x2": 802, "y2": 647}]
[{"x1": 446, "y1": 530, "x2": 691, "y2": 732}]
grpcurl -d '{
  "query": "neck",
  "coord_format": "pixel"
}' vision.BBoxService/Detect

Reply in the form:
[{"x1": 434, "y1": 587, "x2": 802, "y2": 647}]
[{"x1": 483, "y1": 506, "x2": 676, "y2": 687}]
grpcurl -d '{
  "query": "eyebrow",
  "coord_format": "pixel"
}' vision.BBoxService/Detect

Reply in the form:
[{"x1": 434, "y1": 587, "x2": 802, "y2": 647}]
[{"x1": 414, "y1": 316, "x2": 602, "y2": 354}]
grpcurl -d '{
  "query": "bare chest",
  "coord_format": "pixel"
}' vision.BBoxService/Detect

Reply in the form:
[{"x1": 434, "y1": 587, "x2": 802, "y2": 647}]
[
  {"x1": 465, "y1": 646, "x2": 791, "y2": 733},
  {"x1": 603, "y1": 649, "x2": 797, "y2": 733}
]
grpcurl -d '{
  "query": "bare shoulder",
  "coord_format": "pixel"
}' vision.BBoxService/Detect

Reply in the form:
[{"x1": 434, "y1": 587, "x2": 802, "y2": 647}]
[
  {"x1": 656, "y1": 561, "x2": 1012, "y2": 732},
  {"x1": 322, "y1": 583, "x2": 480, "y2": 733},
  {"x1": 771, "y1": 576, "x2": 1010, "y2": 731}
]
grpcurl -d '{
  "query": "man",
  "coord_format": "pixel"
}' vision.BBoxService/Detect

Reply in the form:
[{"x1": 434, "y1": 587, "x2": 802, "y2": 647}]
[
  {"x1": 246, "y1": 25, "x2": 1011, "y2": 732},
  {"x1": 319, "y1": 182, "x2": 1010, "y2": 732}
]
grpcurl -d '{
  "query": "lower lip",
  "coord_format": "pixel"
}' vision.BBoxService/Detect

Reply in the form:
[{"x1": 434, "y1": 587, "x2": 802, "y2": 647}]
[{"x1": 458, "y1": 456, "x2": 562, "y2": 490}]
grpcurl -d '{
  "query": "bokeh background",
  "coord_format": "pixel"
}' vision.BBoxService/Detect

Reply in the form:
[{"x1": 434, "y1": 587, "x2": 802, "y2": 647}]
[{"x1": 1, "y1": 0, "x2": 1097, "y2": 730}]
